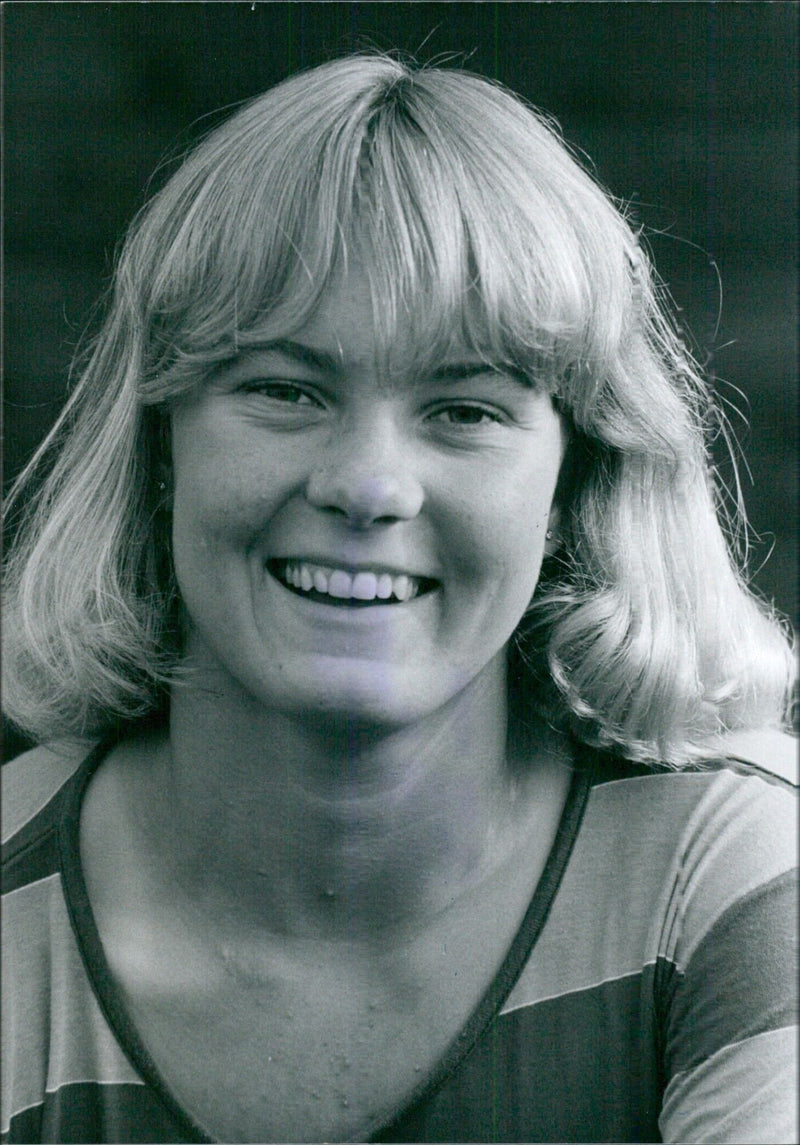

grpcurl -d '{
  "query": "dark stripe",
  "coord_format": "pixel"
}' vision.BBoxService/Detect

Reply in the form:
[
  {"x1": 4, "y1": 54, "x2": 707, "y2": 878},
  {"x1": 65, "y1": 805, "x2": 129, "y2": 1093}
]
[
  {"x1": 380, "y1": 967, "x2": 665, "y2": 1143},
  {"x1": 2, "y1": 796, "x2": 68, "y2": 894},
  {"x1": 2, "y1": 1081, "x2": 197, "y2": 1144},
  {"x1": 665, "y1": 869, "x2": 798, "y2": 1076},
  {"x1": 2, "y1": 824, "x2": 61, "y2": 894},
  {"x1": 2, "y1": 741, "x2": 112, "y2": 893}
]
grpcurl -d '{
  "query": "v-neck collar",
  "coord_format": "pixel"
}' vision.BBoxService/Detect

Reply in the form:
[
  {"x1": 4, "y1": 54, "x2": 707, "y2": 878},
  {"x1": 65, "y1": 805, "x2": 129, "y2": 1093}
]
[{"x1": 58, "y1": 737, "x2": 592, "y2": 1143}]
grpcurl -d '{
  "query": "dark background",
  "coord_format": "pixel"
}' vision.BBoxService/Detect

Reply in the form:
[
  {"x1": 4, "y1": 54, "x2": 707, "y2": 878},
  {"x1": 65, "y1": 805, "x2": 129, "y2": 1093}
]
[{"x1": 4, "y1": 2, "x2": 797, "y2": 755}]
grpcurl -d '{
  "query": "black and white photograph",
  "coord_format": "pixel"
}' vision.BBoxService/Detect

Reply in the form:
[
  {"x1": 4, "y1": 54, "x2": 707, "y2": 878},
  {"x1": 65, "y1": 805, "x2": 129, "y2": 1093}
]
[{"x1": 3, "y1": 4, "x2": 797, "y2": 1143}]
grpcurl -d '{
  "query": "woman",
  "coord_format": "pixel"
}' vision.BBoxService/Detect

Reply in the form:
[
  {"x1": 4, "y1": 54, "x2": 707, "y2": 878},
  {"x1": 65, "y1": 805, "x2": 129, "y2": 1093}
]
[{"x1": 2, "y1": 54, "x2": 796, "y2": 1144}]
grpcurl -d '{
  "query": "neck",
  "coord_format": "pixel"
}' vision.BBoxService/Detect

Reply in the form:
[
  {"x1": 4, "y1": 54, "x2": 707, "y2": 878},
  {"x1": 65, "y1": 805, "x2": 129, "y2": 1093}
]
[{"x1": 143, "y1": 656, "x2": 560, "y2": 942}]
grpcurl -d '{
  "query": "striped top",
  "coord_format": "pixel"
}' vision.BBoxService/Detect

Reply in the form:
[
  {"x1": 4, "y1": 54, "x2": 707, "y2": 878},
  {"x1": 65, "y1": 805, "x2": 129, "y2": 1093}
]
[{"x1": 2, "y1": 736, "x2": 797, "y2": 1143}]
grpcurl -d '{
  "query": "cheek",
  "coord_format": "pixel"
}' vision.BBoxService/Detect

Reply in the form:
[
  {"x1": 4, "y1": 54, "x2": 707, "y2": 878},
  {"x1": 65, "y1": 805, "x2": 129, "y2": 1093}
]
[
  {"x1": 171, "y1": 406, "x2": 290, "y2": 538},
  {"x1": 172, "y1": 445, "x2": 289, "y2": 554},
  {"x1": 172, "y1": 480, "x2": 251, "y2": 560},
  {"x1": 446, "y1": 465, "x2": 556, "y2": 579}
]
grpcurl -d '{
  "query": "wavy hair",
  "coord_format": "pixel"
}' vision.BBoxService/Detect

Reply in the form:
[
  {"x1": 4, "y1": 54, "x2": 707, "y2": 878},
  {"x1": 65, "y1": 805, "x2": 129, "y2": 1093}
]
[{"x1": 3, "y1": 53, "x2": 794, "y2": 763}]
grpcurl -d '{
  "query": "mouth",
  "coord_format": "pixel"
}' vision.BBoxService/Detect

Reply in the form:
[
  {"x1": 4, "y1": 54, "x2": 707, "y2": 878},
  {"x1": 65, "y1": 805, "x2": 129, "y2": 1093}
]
[{"x1": 267, "y1": 560, "x2": 440, "y2": 607}]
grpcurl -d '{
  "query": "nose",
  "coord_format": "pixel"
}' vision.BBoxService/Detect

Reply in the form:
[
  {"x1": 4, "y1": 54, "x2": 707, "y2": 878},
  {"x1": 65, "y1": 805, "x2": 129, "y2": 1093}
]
[{"x1": 305, "y1": 418, "x2": 424, "y2": 528}]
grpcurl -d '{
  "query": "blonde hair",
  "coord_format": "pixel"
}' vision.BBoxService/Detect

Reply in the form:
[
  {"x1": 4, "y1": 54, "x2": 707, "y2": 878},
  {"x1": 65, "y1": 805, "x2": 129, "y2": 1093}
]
[{"x1": 3, "y1": 54, "x2": 794, "y2": 763}]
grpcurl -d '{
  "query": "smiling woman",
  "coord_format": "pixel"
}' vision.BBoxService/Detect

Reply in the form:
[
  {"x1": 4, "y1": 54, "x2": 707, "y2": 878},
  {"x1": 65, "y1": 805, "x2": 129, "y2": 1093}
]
[
  {"x1": 2, "y1": 54, "x2": 797, "y2": 1145},
  {"x1": 169, "y1": 273, "x2": 565, "y2": 728}
]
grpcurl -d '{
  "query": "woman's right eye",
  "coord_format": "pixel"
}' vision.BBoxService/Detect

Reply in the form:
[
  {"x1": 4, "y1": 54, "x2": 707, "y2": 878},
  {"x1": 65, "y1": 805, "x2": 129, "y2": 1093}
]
[{"x1": 240, "y1": 380, "x2": 321, "y2": 406}]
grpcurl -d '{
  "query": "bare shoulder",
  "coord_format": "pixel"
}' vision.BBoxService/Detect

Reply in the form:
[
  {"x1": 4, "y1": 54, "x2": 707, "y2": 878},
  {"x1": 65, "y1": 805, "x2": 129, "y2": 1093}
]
[
  {"x1": 722, "y1": 728, "x2": 798, "y2": 788},
  {"x1": 2, "y1": 739, "x2": 95, "y2": 843}
]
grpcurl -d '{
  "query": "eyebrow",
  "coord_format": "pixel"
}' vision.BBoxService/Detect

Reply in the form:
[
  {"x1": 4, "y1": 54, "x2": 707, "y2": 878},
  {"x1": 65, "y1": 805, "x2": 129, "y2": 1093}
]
[
  {"x1": 256, "y1": 339, "x2": 343, "y2": 373},
  {"x1": 430, "y1": 362, "x2": 532, "y2": 387},
  {"x1": 247, "y1": 339, "x2": 532, "y2": 387}
]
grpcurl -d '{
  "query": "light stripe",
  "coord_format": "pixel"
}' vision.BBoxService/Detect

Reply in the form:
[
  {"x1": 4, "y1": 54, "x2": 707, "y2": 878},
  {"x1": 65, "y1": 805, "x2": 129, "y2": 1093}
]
[
  {"x1": 723, "y1": 729, "x2": 798, "y2": 785},
  {"x1": 3, "y1": 879, "x2": 144, "y2": 1132}
]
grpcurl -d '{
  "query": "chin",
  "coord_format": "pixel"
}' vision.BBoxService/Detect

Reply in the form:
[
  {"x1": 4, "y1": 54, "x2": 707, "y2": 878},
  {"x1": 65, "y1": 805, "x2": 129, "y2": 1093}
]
[{"x1": 268, "y1": 659, "x2": 440, "y2": 728}]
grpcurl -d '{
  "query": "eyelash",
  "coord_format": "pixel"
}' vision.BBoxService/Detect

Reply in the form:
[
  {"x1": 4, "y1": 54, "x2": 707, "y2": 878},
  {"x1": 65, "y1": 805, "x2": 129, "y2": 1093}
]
[
  {"x1": 427, "y1": 404, "x2": 505, "y2": 427},
  {"x1": 241, "y1": 381, "x2": 321, "y2": 405}
]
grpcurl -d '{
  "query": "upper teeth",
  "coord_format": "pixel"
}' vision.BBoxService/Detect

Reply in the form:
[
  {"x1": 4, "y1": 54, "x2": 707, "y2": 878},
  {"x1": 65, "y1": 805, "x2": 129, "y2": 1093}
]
[{"x1": 279, "y1": 561, "x2": 421, "y2": 603}]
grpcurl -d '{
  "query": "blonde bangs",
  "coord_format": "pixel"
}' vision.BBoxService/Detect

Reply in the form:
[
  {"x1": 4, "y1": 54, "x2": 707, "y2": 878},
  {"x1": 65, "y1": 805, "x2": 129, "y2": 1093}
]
[{"x1": 135, "y1": 61, "x2": 639, "y2": 404}]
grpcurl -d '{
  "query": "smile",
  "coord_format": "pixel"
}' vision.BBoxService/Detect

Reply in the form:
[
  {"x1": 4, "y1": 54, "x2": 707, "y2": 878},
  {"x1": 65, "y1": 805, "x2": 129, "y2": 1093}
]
[{"x1": 268, "y1": 560, "x2": 439, "y2": 606}]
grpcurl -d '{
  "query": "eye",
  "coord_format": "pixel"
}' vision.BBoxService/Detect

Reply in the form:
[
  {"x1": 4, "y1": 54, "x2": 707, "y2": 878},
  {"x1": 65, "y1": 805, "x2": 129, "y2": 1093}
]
[
  {"x1": 428, "y1": 403, "x2": 504, "y2": 427},
  {"x1": 240, "y1": 380, "x2": 322, "y2": 406}
]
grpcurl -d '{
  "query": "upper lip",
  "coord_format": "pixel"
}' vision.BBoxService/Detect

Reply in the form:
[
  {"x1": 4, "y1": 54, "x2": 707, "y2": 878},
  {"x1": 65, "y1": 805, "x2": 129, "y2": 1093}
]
[{"x1": 267, "y1": 555, "x2": 440, "y2": 581}]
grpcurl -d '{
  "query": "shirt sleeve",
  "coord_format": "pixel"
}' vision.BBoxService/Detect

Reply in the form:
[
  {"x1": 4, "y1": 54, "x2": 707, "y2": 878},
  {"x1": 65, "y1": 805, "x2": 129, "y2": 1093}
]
[{"x1": 657, "y1": 774, "x2": 798, "y2": 1145}]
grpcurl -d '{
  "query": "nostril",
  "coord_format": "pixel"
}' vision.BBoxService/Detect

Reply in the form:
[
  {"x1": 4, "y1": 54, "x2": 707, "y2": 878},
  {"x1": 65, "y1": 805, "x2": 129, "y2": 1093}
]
[
  {"x1": 305, "y1": 469, "x2": 424, "y2": 526},
  {"x1": 346, "y1": 513, "x2": 399, "y2": 531}
]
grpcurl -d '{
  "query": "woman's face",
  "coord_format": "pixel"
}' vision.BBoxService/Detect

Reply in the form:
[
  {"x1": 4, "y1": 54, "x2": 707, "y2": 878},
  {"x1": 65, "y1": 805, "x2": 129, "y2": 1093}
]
[{"x1": 170, "y1": 270, "x2": 566, "y2": 727}]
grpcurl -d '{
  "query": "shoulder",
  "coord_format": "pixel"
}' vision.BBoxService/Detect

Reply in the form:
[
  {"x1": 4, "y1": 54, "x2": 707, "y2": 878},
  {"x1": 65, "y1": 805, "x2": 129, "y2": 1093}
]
[
  {"x1": 578, "y1": 734, "x2": 796, "y2": 916},
  {"x1": 565, "y1": 738, "x2": 796, "y2": 1004},
  {"x1": 2, "y1": 739, "x2": 95, "y2": 846},
  {"x1": 2, "y1": 740, "x2": 152, "y2": 1144},
  {"x1": 582, "y1": 729, "x2": 796, "y2": 814}
]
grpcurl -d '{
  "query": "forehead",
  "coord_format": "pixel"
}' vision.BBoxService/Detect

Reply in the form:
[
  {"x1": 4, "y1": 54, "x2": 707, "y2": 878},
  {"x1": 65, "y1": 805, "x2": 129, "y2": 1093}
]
[
  {"x1": 293, "y1": 271, "x2": 388, "y2": 367},
  {"x1": 271, "y1": 263, "x2": 510, "y2": 385}
]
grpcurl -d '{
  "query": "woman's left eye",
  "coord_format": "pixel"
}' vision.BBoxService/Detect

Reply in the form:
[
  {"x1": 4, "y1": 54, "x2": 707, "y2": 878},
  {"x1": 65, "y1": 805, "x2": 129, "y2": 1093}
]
[{"x1": 428, "y1": 404, "x2": 504, "y2": 427}]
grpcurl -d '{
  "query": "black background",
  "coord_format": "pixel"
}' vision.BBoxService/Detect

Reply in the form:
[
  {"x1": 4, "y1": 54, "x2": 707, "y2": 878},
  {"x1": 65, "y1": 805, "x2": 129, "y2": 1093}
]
[{"x1": 4, "y1": 3, "x2": 798, "y2": 750}]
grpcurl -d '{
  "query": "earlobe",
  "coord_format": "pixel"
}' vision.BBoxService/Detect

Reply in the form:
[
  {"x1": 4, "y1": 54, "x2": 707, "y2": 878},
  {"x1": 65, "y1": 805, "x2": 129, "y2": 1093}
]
[
  {"x1": 544, "y1": 506, "x2": 560, "y2": 555},
  {"x1": 155, "y1": 462, "x2": 173, "y2": 509}
]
